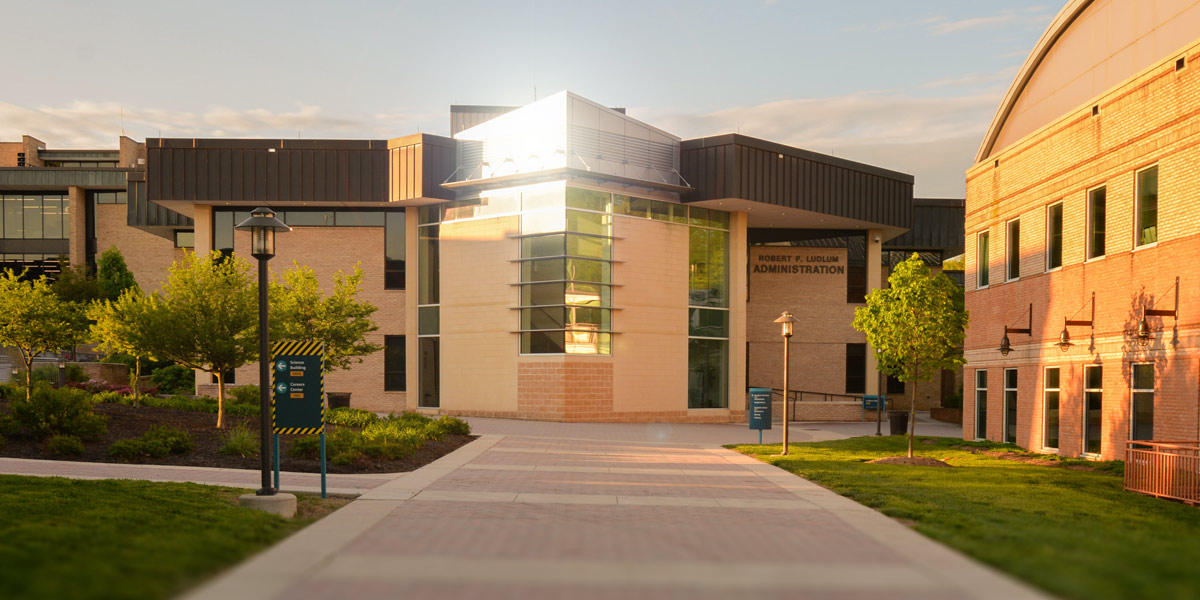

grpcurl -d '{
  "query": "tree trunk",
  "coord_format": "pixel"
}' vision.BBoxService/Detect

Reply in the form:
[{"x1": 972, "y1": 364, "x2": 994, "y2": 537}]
[
  {"x1": 215, "y1": 370, "x2": 225, "y2": 429},
  {"x1": 908, "y1": 367, "x2": 919, "y2": 458},
  {"x1": 21, "y1": 353, "x2": 33, "y2": 402},
  {"x1": 131, "y1": 356, "x2": 141, "y2": 406}
]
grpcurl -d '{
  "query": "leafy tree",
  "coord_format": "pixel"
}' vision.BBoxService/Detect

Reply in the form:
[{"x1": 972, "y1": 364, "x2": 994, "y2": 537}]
[
  {"x1": 97, "y1": 246, "x2": 140, "y2": 300},
  {"x1": 0, "y1": 270, "x2": 88, "y2": 400},
  {"x1": 270, "y1": 262, "x2": 382, "y2": 374},
  {"x1": 51, "y1": 260, "x2": 104, "y2": 304},
  {"x1": 852, "y1": 254, "x2": 968, "y2": 458},
  {"x1": 91, "y1": 252, "x2": 258, "y2": 427}
]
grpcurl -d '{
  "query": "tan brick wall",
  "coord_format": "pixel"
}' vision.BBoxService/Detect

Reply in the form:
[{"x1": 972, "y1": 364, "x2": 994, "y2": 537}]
[
  {"x1": 964, "y1": 40, "x2": 1200, "y2": 459},
  {"x1": 0, "y1": 136, "x2": 45, "y2": 167},
  {"x1": 95, "y1": 203, "x2": 184, "y2": 292},
  {"x1": 516, "y1": 358, "x2": 614, "y2": 421}
]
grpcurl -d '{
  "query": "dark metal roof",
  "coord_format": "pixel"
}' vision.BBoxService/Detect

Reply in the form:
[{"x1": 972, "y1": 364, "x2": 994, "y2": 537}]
[
  {"x1": 0, "y1": 168, "x2": 130, "y2": 189},
  {"x1": 146, "y1": 138, "x2": 389, "y2": 204},
  {"x1": 127, "y1": 176, "x2": 192, "y2": 229},
  {"x1": 388, "y1": 134, "x2": 457, "y2": 201},
  {"x1": 680, "y1": 134, "x2": 914, "y2": 229},
  {"x1": 884, "y1": 198, "x2": 964, "y2": 255}
]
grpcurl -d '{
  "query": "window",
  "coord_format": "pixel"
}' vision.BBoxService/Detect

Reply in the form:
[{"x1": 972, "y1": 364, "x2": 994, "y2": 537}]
[
  {"x1": 1131, "y1": 363, "x2": 1154, "y2": 441},
  {"x1": 211, "y1": 369, "x2": 235, "y2": 385},
  {"x1": 385, "y1": 212, "x2": 405, "y2": 290},
  {"x1": 1087, "y1": 186, "x2": 1106, "y2": 259},
  {"x1": 384, "y1": 336, "x2": 406, "y2": 391},
  {"x1": 1046, "y1": 203, "x2": 1063, "y2": 270},
  {"x1": 1044, "y1": 368, "x2": 1060, "y2": 450},
  {"x1": 1004, "y1": 368, "x2": 1018, "y2": 444},
  {"x1": 974, "y1": 370, "x2": 988, "y2": 440},
  {"x1": 846, "y1": 234, "x2": 867, "y2": 303},
  {"x1": 418, "y1": 337, "x2": 439, "y2": 408},
  {"x1": 886, "y1": 375, "x2": 905, "y2": 395},
  {"x1": 688, "y1": 339, "x2": 728, "y2": 409},
  {"x1": 1136, "y1": 166, "x2": 1158, "y2": 247},
  {"x1": 845, "y1": 343, "x2": 866, "y2": 394},
  {"x1": 977, "y1": 232, "x2": 989, "y2": 287},
  {"x1": 174, "y1": 230, "x2": 195, "y2": 248},
  {"x1": 1006, "y1": 220, "x2": 1020, "y2": 280},
  {"x1": 1084, "y1": 365, "x2": 1103, "y2": 454}
]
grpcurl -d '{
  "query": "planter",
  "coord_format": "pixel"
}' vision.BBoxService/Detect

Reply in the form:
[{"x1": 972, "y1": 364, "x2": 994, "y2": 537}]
[
  {"x1": 929, "y1": 407, "x2": 963, "y2": 424},
  {"x1": 326, "y1": 392, "x2": 351, "y2": 409}
]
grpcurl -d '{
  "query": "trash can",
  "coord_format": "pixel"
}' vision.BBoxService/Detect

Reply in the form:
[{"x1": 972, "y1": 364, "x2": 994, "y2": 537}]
[
  {"x1": 887, "y1": 410, "x2": 909, "y2": 436},
  {"x1": 327, "y1": 392, "x2": 351, "y2": 409}
]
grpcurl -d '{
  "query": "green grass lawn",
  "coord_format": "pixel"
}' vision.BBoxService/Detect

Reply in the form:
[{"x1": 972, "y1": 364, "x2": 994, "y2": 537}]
[
  {"x1": 734, "y1": 436, "x2": 1200, "y2": 600},
  {"x1": 0, "y1": 475, "x2": 348, "y2": 600}
]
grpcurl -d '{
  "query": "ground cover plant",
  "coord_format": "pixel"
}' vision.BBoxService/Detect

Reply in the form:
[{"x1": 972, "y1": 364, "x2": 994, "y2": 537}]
[
  {"x1": 0, "y1": 475, "x2": 347, "y2": 600},
  {"x1": 735, "y1": 436, "x2": 1200, "y2": 600}
]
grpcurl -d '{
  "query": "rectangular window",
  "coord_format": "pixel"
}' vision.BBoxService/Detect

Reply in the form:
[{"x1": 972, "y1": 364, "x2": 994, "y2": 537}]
[
  {"x1": 1084, "y1": 365, "x2": 1103, "y2": 454},
  {"x1": 886, "y1": 375, "x2": 905, "y2": 395},
  {"x1": 845, "y1": 343, "x2": 866, "y2": 394},
  {"x1": 1131, "y1": 363, "x2": 1154, "y2": 441},
  {"x1": 385, "y1": 211, "x2": 406, "y2": 290},
  {"x1": 418, "y1": 337, "x2": 439, "y2": 408},
  {"x1": 1087, "y1": 186, "x2": 1106, "y2": 259},
  {"x1": 977, "y1": 232, "x2": 989, "y2": 287},
  {"x1": 1004, "y1": 368, "x2": 1018, "y2": 444},
  {"x1": 213, "y1": 211, "x2": 234, "y2": 253},
  {"x1": 1047, "y1": 203, "x2": 1063, "y2": 270},
  {"x1": 687, "y1": 339, "x2": 728, "y2": 409},
  {"x1": 384, "y1": 335, "x2": 406, "y2": 391},
  {"x1": 1136, "y1": 166, "x2": 1158, "y2": 246},
  {"x1": 1043, "y1": 367, "x2": 1060, "y2": 450},
  {"x1": 1006, "y1": 220, "x2": 1020, "y2": 281},
  {"x1": 975, "y1": 370, "x2": 988, "y2": 440},
  {"x1": 418, "y1": 224, "x2": 439, "y2": 304},
  {"x1": 174, "y1": 230, "x2": 195, "y2": 248},
  {"x1": 22, "y1": 196, "x2": 42, "y2": 239}
]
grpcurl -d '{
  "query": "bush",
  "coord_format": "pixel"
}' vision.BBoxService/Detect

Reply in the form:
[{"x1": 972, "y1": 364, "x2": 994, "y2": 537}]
[
  {"x1": 47, "y1": 434, "x2": 85, "y2": 457},
  {"x1": 66, "y1": 378, "x2": 156, "y2": 397},
  {"x1": 9, "y1": 384, "x2": 108, "y2": 441},
  {"x1": 941, "y1": 393, "x2": 963, "y2": 409},
  {"x1": 431, "y1": 416, "x2": 470, "y2": 437},
  {"x1": 229, "y1": 385, "x2": 260, "y2": 406},
  {"x1": 289, "y1": 435, "x2": 322, "y2": 460},
  {"x1": 0, "y1": 383, "x2": 14, "y2": 400},
  {"x1": 92, "y1": 391, "x2": 125, "y2": 405},
  {"x1": 150, "y1": 365, "x2": 194, "y2": 395},
  {"x1": 326, "y1": 407, "x2": 379, "y2": 428},
  {"x1": 107, "y1": 426, "x2": 193, "y2": 461},
  {"x1": 32, "y1": 364, "x2": 88, "y2": 384},
  {"x1": 217, "y1": 425, "x2": 258, "y2": 457},
  {"x1": 0, "y1": 433, "x2": 6, "y2": 449}
]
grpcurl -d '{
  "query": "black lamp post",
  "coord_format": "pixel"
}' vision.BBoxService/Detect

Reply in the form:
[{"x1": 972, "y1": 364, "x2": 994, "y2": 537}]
[
  {"x1": 774, "y1": 311, "x2": 799, "y2": 456},
  {"x1": 235, "y1": 207, "x2": 290, "y2": 497},
  {"x1": 57, "y1": 356, "x2": 66, "y2": 389}
]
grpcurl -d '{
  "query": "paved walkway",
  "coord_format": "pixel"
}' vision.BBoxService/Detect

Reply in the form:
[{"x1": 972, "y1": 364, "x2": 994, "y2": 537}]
[{"x1": 182, "y1": 431, "x2": 1045, "y2": 600}]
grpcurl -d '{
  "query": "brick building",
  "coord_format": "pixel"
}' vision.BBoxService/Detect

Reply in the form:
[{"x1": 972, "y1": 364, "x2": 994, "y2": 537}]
[
  {"x1": 2, "y1": 92, "x2": 961, "y2": 421},
  {"x1": 964, "y1": 0, "x2": 1200, "y2": 459}
]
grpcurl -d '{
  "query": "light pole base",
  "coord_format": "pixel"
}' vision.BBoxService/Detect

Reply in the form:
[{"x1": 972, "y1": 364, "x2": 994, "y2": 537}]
[{"x1": 239, "y1": 492, "x2": 296, "y2": 518}]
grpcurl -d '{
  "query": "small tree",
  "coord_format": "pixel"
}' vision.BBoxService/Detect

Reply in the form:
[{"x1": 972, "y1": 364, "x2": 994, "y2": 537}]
[
  {"x1": 0, "y1": 270, "x2": 88, "y2": 400},
  {"x1": 89, "y1": 289, "x2": 155, "y2": 402},
  {"x1": 51, "y1": 260, "x2": 104, "y2": 304},
  {"x1": 270, "y1": 262, "x2": 382, "y2": 374},
  {"x1": 96, "y1": 252, "x2": 259, "y2": 427},
  {"x1": 852, "y1": 254, "x2": 968, "y2": 458},
  {"x1": 97, "y1": 246, "x2": 139, "y2": 301}
]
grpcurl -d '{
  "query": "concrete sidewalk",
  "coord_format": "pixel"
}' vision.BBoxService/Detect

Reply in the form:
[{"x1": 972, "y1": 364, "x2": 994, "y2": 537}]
[{"x1": 182, "y1": 433, "x2": 1046, "y2": 600}]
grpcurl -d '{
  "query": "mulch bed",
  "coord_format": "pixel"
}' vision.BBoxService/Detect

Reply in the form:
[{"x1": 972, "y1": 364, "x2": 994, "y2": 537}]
[
  {"x1": 0, "y1": 399, "x2": 473, "y2": 474},
  {"x1": 868, "y1": 456, "x2": 954, "y2": 467}
]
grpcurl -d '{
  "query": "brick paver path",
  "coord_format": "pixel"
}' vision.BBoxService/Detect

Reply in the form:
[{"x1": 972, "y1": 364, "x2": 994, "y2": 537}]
[{"x1": 185, "y1": 434, "x2": 1046, "y2": 600}]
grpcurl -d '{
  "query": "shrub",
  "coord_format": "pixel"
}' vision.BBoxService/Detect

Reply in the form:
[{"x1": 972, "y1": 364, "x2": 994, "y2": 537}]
[
  {"x1": 0, "y1": 383, "x2": 14, "y2": 400},
  {"x1": 431, "y1": 416, "x2": 470, "y2": 437},
  {"x1": 107, "y1": 425, "x2": 192, "y2": 461},
  {"x1": 47, "y1": 434, "x2": 85, "y2": 457},
  {"x1": 92, "y1": 391, "x2": 125, "y2": 405},
  {"x1": 0, "y1": 433, "x2": 6, "y2": 449},
  {"x1": 326, "y1": 407, "x2": 379, "y2": 428},
  {"x1": 66, "y1": 378, "x2": 155, "y2": 396},
  {"x1": 229, "y1": 385, "x2": 260, "y2": 406},
  {"x1": 32, "y1": 364, "x2": 88, "y2": 384},
  {"x1": 150, "y1": 365, "x2": 194, "y2": 395},
  {"x1": 9, "y1": 384, "x2": 108, "y2": 441},
  {"x1": 217, "y1": 425, "x2": 258, "y2": 457},
  {"x1": 289, "y1": 435, "x2": 322, "y2": 460}
]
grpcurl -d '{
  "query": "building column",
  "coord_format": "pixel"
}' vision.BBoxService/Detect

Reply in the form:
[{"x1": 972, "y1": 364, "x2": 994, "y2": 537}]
[
  {"x1": 67, "y1": 186, "x2": 86, "y2": 268},
  {"x1": 865, "y1": 229, "x2": 883, "y2": 396},
  {"x1": 727, "y1": 211, "x2": 749, "y2": 416}
]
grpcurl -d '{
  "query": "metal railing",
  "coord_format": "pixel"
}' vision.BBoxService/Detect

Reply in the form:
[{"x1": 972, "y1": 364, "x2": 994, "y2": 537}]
[
  {"x1": 771, "y1": 389, "x2": 865, "y2": 422},
  {"x1": 1125, "y1": 441, "x2": 1200, "y2": 506}
]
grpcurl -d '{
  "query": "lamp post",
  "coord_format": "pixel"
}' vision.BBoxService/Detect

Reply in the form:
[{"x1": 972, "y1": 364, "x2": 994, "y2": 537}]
[
  {"x1": 57, "y1": 356, "x2": 66, "y2": 389},
  {"x1": 774, "y1": 311, "x2": 799, "y2": 456},
  {"x1": 235, "y1": 207, "x2": 290, "y2": 497}
]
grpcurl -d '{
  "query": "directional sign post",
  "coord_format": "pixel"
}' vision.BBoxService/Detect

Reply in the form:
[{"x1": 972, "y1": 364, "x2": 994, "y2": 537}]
[
  {"x1": 748, "y1": 387, "x2": 773, "y2": 445},
  {"x1": 271, "y1": 341, "x2": 327, "y2": 497}
]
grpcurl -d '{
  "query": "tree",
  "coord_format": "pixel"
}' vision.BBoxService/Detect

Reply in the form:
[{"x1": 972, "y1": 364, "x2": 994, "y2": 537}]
[
  {"x1": 89, "y1": 288, "x2": 157, "y2": 401},
  {"x1": 51, "y1": 260, "x2": 104, "y2": 304},
  {"x1": 93, "y1": 252, "x2": 258, "y2": 427},
  {"x1": 270, "y1": 262, "x2": 382, "y2": 374},
  {"x1": 0, "y1": 270, "x2": 88, "y2": 400},
  {"x1": 97, "y1": 246, "x2": 140, "y2": 300},
  {"x1": 852, "y1": 254, "x2": 968, "y2": 458}
]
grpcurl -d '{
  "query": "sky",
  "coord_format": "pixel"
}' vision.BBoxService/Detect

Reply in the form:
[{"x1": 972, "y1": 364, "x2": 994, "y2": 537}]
[{"x1": 0, "y1": 1, "x2": 1060, "y2": 198}]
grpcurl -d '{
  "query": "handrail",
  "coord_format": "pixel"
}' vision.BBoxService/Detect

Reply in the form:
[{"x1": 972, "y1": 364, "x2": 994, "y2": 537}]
[
  {"x1": 1125, "y1": 440, "x2": 1200, "y2": 506},
  {"x1": 768, "y1": 389, "x2": 867, "y2": 422}
]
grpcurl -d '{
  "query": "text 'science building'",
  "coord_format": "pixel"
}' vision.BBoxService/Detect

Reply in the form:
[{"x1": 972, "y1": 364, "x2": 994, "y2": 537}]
[{"x1": 1, "y1": 91, "x2": 963, "y2": 422}]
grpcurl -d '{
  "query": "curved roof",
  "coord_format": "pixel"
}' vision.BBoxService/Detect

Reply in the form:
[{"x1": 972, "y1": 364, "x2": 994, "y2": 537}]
[{"x1": 976, "y1": 0, "x2": 1200, "y2": 163}]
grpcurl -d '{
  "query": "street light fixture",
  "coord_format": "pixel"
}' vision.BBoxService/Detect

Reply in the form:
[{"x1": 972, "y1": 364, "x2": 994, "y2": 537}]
[
  {"x1": 1137, "y1": 276, "x2": 1180, "y2": 348},
  {"x1": 57, "y1": 356, "x2": 66, "y2": 389},
  {"x1": 235, "y1": 207, "x2": 291, "y2": 497},
  {"x1": 998, "y1": 303, "x2": 1033, "y2": 357},
  {"x1": 774, "y1": 311, "x2": 799, "y2": 456}
]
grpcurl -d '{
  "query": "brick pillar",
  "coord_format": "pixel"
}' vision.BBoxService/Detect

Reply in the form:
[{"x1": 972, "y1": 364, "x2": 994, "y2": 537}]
[
  {"x1": 865, "y1": 229, "x2": 883, "y2": 396},
  {"x1": 68, "y1": 186, "x2": 86, "y2": 268}
]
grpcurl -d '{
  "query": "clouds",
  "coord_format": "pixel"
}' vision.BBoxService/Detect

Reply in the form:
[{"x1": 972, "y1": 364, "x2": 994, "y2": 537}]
[
  {"x1": 926, "y1": 8, "x2": 1057, "y2": 35},
  {"x1": 638, "y1": 89, "x2": 1004, "y2": 197},
  {"x1": 0, "y1": 101, "x2": 436, "y2": 148}
]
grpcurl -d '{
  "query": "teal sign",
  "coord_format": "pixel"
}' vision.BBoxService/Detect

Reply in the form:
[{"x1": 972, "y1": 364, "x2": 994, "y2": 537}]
[
  {"x1": 748, "y1": 387, "x2": 773, "y2": 431},
  {"x1": 270, "y1": 341, "x2": 325, "y2": 435}
]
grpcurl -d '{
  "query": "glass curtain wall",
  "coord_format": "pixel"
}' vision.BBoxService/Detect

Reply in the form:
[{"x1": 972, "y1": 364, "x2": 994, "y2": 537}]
[
  {"x1": 688, "y1": 207, "x2": 730, "y2": 409},
  {"x1": 1, "y1": 193, "x2": 71, "y2": 277},
  {"x1": 418, "y1": 206, "x2": 440, "y2": 408}
]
